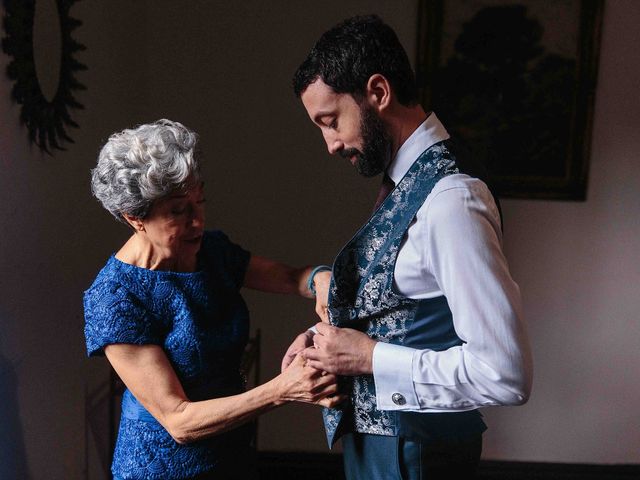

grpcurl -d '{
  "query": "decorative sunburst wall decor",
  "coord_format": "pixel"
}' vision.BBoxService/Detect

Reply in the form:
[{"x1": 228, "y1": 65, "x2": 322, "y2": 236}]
[{"x1": 1, "y1": 0, "x2": 87, "y2": 154}]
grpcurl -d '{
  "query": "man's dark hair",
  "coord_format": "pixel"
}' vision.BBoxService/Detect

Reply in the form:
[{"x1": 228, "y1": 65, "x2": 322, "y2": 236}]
[{"x1": 293, "y1": 15, "x2": 419, "y2": 106}]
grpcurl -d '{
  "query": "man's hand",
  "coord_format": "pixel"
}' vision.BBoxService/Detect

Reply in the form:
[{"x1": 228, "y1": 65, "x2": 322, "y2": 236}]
[
  {"x1": 313, "y1": 271, "x2": 331, "y2": 323},
  {"x1": 281, "y1": 330, "x2": 314, "y2": 372},
  {"x1": 302, "y1": 323, "x2": 377, "y2": 376}
]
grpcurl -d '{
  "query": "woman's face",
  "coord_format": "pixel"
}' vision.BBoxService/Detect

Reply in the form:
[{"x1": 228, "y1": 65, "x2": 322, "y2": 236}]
[{"x1": 140, "y1": 182, "x2": 206, "y2": 264}]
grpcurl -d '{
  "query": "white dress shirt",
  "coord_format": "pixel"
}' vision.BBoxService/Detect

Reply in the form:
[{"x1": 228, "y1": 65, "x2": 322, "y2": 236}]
[{"x1": 372, "y1": 113, "x2": 533, "y2": 412}]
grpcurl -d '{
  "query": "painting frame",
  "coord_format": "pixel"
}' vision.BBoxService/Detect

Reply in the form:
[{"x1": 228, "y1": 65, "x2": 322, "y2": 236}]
[{"x1": 416, "y1": 0, "x2": 604, "y2": 200}]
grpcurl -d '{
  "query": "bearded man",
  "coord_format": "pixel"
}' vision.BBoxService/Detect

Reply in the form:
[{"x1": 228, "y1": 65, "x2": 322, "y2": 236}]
[{"x1": 283, "y1": 15, "x2": 533, "y2": 480}]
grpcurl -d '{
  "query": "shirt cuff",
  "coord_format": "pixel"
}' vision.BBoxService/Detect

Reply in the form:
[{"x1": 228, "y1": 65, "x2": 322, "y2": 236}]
[{"x1": 372, "y1": 342, "x2": 420, "y2": 410}]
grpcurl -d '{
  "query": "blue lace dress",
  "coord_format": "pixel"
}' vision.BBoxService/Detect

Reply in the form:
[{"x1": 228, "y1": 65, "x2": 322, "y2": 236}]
[{"x1": 84, "y1": 230, "x2": 256, "y2": 479}]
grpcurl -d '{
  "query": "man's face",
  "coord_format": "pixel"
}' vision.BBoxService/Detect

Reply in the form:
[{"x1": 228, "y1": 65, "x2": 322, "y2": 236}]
[{"x1": 301, "y1": 79, "x2": 391, "y2": 177}]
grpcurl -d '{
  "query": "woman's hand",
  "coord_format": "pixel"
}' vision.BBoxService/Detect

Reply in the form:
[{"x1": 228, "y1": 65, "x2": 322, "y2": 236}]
[
  {"x1": 274, "y1": 354, "x2": 346, "y2": 408},
  {"x1": 281, "y1": 330, "x2": 314, "y2": 372},
  {"x1": 313, "y1": 270, "x2": 331, "y2": 323}
]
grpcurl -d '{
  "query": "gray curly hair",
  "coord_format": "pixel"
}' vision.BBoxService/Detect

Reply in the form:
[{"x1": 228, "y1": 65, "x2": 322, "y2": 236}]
[{"x1": 91, "y1": 119, "x2": 201, "y2": 222}]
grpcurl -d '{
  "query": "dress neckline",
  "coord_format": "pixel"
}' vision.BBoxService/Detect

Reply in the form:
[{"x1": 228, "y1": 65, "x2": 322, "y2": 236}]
[{"x1": 109, "y1": 254, "x2": 205, "y2": 277}]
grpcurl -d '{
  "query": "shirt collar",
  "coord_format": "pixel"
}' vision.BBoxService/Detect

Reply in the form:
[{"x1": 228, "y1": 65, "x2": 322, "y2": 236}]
[{"x1": 387, "y1": 112, "x2": 450, "y2": 184}]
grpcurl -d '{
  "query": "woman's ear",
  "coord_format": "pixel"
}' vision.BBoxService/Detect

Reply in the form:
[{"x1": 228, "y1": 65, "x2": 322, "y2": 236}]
[
  {"x1": 365, "y1": 74, "x2": 392, "y2": 113},
  {"x1": 122, "y1": 213, "x2": 145, "y2": 232}
]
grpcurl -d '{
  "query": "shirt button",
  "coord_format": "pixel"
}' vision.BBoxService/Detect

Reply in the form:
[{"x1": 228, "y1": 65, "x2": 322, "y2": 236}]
[{"x1": 392, "y1": 393, "x2": 406, "y2": 405}]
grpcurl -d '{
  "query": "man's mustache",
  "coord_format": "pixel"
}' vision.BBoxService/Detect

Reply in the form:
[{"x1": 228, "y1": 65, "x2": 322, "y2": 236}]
[{"x1": 339, "y1": 148, "x2": 361, "y2": 159}]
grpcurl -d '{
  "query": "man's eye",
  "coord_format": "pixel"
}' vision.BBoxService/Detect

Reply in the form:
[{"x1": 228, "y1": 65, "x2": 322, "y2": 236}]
[{"x1": 329, "y1": 120, "x2": 337, "y2": 129}]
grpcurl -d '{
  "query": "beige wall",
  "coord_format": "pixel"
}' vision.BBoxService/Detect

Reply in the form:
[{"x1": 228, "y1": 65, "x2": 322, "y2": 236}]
[
  {"x1": 483, "y1": 0, "x2": 640, "y2": 463},
  {"x1": 0, "y1": 1, "x2": 638, "y2": 478}
]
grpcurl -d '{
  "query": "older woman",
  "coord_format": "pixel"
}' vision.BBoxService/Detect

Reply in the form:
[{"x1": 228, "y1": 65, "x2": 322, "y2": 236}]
[{"x1": 84, "y1": 119, "x2": 340, "y2": 480}]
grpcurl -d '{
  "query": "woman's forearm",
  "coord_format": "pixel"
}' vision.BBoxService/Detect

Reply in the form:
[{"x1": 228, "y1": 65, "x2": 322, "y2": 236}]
[
  {"x1": 106, "y1": 344, "x2": 286, "y2": 444},
  {"x1": 106, "y1": 344, "x2": 341, "y2": 445},
  {"x1": 244, "y1": 255, "x2": 314, "y2": 297},
  {"x1": 166, "y1": 352, "x2": 344, "y2": 443},
  {"x1": 165, "y1": 378, "x2": 283, "y2": 444}
]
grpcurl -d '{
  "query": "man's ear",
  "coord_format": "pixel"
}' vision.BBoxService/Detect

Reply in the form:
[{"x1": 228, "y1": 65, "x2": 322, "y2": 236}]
[
  {"x1": 365, "y1": 74, "x2": 392, "y2": 112},
  {"x1": 122, "y1": 213, "x2": 145, "y2": 232}
]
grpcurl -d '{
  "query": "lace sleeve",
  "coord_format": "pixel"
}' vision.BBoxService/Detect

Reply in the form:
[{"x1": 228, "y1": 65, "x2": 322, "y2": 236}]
[{"x1": 83, "y1": 282, "x2": 163, "y2": 357}]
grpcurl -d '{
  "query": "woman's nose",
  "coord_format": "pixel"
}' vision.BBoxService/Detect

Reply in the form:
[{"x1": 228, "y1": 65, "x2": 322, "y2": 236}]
[{"x1": 190, "y1": 205, "x2": 205, "y2": 227}]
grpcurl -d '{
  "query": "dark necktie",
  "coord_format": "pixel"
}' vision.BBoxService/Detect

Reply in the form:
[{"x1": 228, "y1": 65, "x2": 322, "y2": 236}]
[{"x1": 373, "y1": 173, "x2": 395, "y2": 212}]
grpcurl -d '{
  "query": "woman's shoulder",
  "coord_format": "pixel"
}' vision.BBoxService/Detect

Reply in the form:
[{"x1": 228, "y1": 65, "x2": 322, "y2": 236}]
[
  {"x1": 83, "y1": 255, "x2": 168, "y2": 355},
  {"x1": 84, "y1": 255, "x2": 147, "y2": 307}
]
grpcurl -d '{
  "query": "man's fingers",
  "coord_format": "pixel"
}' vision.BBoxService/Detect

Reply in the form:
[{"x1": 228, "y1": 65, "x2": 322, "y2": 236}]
[
  {"x1": 315, "y1": 322, "x2": 335, "y2": 335},
  {"x1": 311, "y1": 333, "x2": 326, "y2": 350},
  {"x1": 303, "y1": 349, "x2": 331, "y2": 371},
  {"x1": 304, "y1": 359, "x2": 328, "y2": 372},
  {"x1": 301, "y1": 346, "x2": 320, "y2": 360}
]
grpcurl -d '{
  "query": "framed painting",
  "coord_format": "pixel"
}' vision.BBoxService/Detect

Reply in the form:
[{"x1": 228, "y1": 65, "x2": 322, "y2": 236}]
[{"x1": 416, "y1": 0, "x2": 604, "y2": 200}]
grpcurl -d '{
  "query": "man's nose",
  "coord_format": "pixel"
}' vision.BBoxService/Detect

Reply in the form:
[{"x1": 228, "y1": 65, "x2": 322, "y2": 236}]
[{"x1": 325, "y1": 134, "x2": 343, "y2": 155}]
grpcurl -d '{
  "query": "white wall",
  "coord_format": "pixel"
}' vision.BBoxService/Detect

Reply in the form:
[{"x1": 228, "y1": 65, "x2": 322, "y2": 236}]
[
  {"x1": 0, "y1": 1, "x2": 638, "y2": 478},
  {"x1": 482, "y1": 0, "x2": 640, "y2": 463}
]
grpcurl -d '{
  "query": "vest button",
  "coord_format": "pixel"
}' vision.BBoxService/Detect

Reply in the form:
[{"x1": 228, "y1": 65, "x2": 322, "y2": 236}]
[{"x1": 392, "y1": 393, "x2": 406, "y2": 405}]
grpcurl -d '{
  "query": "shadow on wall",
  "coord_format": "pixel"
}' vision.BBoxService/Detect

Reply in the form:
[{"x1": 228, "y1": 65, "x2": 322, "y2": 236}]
[{"x1": 0, "y1": 328, "x2": 30, "y2": 479}]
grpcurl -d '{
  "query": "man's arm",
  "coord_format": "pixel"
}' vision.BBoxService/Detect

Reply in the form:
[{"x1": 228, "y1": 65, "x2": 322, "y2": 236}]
[
  {"x1": 303, "y1": 181, "x2": 533, "y2": 410},
  {"x1": 373, "y1": 182, "x2": 532, "y2": 410}
]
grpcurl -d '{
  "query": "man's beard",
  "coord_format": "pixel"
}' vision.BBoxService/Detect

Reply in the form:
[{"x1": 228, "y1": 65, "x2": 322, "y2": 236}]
[{"x1": 340, "y1": 104, "x2": 392, "y2": 178}]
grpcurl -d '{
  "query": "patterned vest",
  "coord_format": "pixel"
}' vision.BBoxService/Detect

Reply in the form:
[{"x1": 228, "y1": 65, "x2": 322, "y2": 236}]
[{"x1": 323, "y1": 140, "x2": 487, "y2": 447}]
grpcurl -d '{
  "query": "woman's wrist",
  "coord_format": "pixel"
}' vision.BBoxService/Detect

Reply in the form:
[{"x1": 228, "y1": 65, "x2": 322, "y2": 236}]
[
  {"x1": 306, "y1": 265, "x2": 332, "y2": 296},
  {"x1": 268, "y1": 373, "x2": 290, "y2": 406}
]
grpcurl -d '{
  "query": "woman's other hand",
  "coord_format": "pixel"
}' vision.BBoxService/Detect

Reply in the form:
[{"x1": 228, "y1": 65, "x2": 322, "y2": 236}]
[
  {"x1": 274, "y1": 354, "x2": 346, "y2": 408},
  {"x1": 280, "y1": 330, "x2": 314, "y2": 372}
]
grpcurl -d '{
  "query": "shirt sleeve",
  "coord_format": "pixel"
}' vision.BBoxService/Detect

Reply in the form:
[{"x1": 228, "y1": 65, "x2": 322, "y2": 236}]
[
  {"x1": 373, "y1": 181, "x2": 533, "y2": 411},
  {"x1": 84, "y1": 282, "x2": 163, "y2": 357}
]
